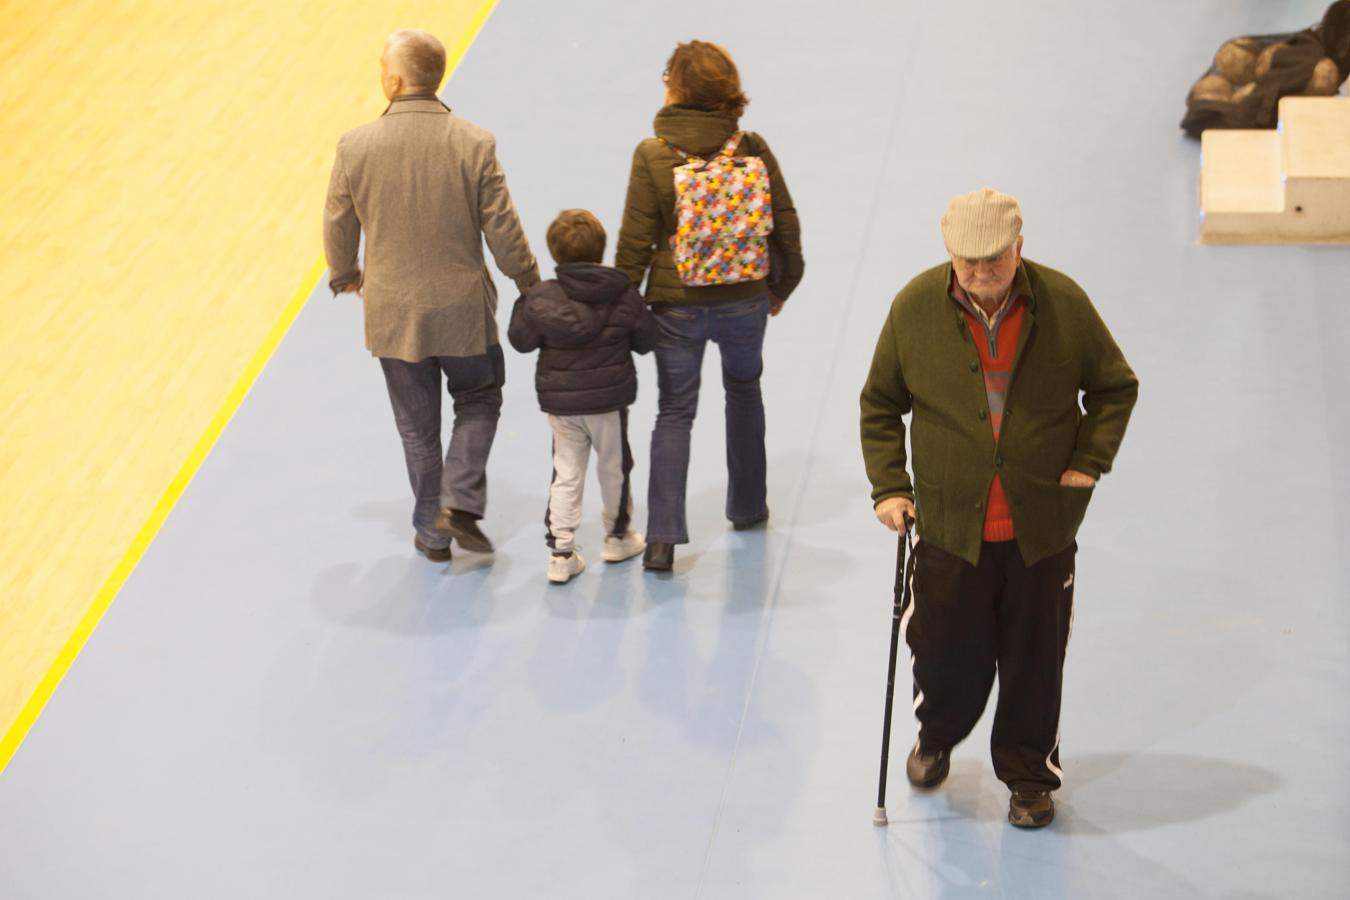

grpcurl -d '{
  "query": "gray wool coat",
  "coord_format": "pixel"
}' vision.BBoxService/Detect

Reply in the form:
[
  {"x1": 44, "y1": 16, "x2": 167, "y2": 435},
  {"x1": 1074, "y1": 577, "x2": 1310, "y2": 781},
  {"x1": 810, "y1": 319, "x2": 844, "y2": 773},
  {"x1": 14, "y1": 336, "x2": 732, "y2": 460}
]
[{"x1": 323, "y1": 96, "x2": 540, "y2": 361}]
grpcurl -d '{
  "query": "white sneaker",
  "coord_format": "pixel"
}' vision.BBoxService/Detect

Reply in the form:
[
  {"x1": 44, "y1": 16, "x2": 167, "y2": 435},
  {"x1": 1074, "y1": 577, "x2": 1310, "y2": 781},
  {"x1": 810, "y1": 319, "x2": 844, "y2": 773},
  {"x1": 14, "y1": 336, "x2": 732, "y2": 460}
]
[
  {"x1": 601, "y1": 531, "x2": 646, "y2": 563},
  {"x1": 547, "y1": 551, "x2": 586, "y2": 583}
]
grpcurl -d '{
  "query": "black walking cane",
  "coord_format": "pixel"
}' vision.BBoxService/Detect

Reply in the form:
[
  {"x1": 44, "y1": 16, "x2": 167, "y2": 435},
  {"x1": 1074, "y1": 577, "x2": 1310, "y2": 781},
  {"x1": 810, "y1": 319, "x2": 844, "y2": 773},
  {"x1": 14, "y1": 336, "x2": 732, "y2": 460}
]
[{"x1": 873, "y1": 514, "x2": 915, "y2": 826}]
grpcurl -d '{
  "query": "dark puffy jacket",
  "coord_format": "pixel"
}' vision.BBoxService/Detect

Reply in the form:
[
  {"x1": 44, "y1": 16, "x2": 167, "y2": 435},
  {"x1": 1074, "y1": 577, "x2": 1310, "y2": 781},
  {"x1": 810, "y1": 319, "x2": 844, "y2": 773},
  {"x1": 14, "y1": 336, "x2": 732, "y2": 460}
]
[
  {"x1": 508, "y1": 263, "x2": 658, "y2": 415},
  {"x1": 615, "y1": 105, "x2": 805, "y2": 306}
]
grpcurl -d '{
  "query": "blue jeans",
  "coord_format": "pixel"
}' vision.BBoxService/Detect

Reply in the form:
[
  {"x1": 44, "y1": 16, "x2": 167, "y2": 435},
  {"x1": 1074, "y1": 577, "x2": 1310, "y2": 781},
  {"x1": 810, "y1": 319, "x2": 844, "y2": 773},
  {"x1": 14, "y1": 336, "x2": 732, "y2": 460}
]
[
  {"x1": 379, "y1": 345, "x2": 505, "y2": 548},
  {"x1": 647, "y1": 295, "x2": 769, "y2": 545}
]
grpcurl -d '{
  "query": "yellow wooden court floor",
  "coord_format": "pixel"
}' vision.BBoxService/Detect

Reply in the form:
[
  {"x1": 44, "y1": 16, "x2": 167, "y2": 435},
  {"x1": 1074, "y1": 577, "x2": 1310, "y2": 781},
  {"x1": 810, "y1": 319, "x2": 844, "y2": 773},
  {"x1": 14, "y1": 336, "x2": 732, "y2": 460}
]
[{"x1": 0, "y1": 0, "x2": 493, "y2": 770}]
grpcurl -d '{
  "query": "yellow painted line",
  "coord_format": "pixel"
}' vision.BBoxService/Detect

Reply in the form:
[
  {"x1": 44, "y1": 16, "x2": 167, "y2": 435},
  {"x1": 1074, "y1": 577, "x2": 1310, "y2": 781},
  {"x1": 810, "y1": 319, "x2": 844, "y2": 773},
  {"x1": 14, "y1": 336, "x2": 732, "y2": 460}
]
[
  {"x1": 0, "y1": 0, "x2": 498, "y2": 776},
  {"x1": 0, "y1": 259, "x2": 322, "y2": 774},
  {"x1": 448, "y1": 0, "x2": 498, "y2": 76}
]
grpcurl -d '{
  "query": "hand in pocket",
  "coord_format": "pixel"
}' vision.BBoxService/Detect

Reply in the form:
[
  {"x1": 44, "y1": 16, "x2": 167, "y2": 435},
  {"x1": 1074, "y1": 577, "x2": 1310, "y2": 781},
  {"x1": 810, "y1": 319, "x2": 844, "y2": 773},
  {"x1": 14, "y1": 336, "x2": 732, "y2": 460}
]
[{"x1": 1059, "y1": 469, "x2": 1096, "y2": 488}]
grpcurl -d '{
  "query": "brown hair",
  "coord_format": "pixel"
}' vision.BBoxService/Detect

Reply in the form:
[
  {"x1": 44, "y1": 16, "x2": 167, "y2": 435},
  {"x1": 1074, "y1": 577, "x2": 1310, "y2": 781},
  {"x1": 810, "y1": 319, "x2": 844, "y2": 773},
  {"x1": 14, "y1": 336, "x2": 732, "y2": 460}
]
[
  {"x1": 664, "y1": 41, "x2": 749, "y2": 118},
  {"x1": 546, "y1": 209, "x2": 606, "y2": 264},
  {"x1": 388, "y1": 29, "x2": 447, "y2": 91}
]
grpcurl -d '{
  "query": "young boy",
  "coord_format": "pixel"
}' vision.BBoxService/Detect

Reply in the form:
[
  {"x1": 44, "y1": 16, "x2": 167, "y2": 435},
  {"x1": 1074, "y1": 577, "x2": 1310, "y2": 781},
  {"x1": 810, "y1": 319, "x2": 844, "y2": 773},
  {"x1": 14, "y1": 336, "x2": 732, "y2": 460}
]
[{"x1": 508, "y1": 209, "x2": 657, "y2": 583}]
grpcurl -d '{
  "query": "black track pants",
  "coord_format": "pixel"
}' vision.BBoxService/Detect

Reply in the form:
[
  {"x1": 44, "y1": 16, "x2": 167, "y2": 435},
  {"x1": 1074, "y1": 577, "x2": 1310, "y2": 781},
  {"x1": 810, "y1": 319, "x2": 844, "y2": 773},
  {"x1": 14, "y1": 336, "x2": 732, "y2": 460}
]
[{"x1": 902, "y1": 538, "x2": 1076, "y2": 791}]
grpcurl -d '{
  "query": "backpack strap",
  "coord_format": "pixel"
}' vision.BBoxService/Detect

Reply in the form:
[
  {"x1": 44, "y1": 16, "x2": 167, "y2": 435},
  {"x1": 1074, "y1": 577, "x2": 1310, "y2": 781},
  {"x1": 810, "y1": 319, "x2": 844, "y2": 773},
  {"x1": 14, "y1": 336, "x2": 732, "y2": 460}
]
[
  {"x1": 657, "y1": 131, "x2": 747, "y2": 164},
  {"x1": 657, "y1": 137, "x2": 702, "y2": 164},
  {"x1": 717, "y1": 131, "x2": 745, "y2": 158}
]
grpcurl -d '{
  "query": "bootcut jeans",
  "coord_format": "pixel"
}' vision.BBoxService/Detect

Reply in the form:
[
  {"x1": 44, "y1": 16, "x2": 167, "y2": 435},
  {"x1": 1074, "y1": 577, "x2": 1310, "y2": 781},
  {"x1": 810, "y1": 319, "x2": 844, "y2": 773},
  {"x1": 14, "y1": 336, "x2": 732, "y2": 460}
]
[{"x1": 646, "y1": 295, "x2": 769, "y2": 545}]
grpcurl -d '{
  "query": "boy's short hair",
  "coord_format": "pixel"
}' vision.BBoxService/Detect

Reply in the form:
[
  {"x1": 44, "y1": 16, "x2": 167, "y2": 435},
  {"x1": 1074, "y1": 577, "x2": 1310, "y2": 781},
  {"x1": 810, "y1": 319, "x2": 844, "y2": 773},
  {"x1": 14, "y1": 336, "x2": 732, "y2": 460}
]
[{"x1": 547, "y1": 209, "x2": 606, "y2": 264}]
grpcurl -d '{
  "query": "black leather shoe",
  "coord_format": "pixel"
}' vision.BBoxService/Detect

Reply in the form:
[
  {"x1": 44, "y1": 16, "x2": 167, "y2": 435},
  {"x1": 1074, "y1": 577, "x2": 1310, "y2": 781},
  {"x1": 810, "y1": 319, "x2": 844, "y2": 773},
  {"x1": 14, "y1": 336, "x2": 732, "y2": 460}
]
[
  {"x1": 414, "y1": 537, "x2": 452, "y2": 562},
  {"x1": 435, "y1": 508, "x2": 494, "y2": 553},
  {"x1": 905, "y1": 742, "x2": 950, "y2": 790},
  {"x1": 1008, "y1": 789, "x2": 1055, "y2": 828},
  {"x1": 643, "y1": 542, "x2": 674, "y2": 571}
]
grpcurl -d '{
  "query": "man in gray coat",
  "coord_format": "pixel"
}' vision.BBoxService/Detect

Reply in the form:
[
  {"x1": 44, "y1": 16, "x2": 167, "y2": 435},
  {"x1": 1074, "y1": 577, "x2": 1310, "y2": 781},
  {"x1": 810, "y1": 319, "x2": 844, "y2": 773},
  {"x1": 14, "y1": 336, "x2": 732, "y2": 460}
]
[{"x1": 324, "y1": 28, "x2": 540, "y2": 561}]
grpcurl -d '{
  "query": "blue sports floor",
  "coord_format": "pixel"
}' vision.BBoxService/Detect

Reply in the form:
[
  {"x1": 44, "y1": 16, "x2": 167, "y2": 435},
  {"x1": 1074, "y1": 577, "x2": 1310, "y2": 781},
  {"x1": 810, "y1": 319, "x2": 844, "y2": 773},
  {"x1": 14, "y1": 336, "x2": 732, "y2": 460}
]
[{"x1": 3, "y1": 1, "x2": 1349, "y2": 897}]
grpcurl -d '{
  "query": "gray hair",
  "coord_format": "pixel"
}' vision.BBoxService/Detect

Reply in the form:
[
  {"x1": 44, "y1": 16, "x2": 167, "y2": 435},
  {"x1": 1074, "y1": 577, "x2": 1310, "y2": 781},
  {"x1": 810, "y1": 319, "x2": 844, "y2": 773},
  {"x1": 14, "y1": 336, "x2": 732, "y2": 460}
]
[{"x1": 386, "y1": 29, "x2": 447, "y2": 91}]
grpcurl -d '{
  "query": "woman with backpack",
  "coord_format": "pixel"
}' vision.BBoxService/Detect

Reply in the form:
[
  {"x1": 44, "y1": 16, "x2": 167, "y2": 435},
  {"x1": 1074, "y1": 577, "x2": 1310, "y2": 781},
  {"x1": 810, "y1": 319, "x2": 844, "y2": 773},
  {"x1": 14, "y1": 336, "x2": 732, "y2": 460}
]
[{"x1": 616, "y1": 40, "x2": 805, "y2": 572}]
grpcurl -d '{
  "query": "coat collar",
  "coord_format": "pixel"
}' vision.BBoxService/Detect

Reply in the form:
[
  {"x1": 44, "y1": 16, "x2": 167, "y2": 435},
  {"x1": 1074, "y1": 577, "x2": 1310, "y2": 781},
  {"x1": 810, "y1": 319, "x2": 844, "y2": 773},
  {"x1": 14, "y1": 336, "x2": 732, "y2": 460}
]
[
  {"x1": 652, "y1": 105, "x2": 740, "y2": 156},
  {"x1": 381, "y1": 95, "x2": 452, "y2": 116},
  {"x1": 942, "y1": 260, "x2": 1037, "y2": 313}
]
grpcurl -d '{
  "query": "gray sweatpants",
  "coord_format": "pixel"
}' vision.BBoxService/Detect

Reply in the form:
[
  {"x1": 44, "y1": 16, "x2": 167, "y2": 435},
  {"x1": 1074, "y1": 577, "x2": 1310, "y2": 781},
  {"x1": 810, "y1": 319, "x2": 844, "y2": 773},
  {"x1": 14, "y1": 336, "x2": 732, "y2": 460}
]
[{"x1": 545, "y1": 410, "x2": 634, "y2": 554}]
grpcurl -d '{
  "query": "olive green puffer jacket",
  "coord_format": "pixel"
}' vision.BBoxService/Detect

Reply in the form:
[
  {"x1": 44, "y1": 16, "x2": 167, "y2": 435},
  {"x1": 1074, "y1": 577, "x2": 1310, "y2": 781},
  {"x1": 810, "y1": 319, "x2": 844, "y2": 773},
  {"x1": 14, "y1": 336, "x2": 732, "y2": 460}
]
[{"x1": 615, "y1": 105, "x2": 804, "y2": 305}]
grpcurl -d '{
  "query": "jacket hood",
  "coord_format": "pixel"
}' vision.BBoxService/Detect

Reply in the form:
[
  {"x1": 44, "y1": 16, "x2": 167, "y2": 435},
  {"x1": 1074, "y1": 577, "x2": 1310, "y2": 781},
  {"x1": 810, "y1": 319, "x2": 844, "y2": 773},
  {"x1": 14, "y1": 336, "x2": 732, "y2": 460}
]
[
  {"x1": 525, "y1": 264, "x2": 631, "y2": 345},
  {"x1": 653, "y1": 105, "x2": 740, "y2": 156},
  {"x1": 555, "y1": 263, "x2": 633, "y2": 305}
]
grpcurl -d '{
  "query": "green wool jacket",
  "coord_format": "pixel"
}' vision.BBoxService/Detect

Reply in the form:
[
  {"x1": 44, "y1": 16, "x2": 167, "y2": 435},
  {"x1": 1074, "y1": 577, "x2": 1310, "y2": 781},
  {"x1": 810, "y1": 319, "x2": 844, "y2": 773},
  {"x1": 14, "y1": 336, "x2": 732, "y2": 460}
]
[
  {"x1": 860, "y1": 260, "x2": 1138, "y2": 567},
  {"x1": 615, "y1": 105, "x2": 804, "y2": 305}
]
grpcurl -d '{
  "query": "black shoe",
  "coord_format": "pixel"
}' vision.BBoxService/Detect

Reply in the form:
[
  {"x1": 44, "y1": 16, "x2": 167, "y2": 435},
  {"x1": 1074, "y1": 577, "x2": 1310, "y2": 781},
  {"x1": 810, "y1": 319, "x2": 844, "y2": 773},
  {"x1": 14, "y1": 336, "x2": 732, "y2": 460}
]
[
  {"x1": 905, "y1": 742, "x2": 950, "y2": 790},
  {"x1": 643, "y1": 542, "x2": 675, "y2": 571},
  {"x1": 1008, "y1": 789, "x2": 1055, "y2": 828},
  {"x1": 414, "y1": 536, "x2": 452, "y2": 562},
  {"x1": 435, "y1": 508, "x2": 494, "y2": 553},
  {"x1": 731, "y1": 512, "x2": 769, "y2": 531}
]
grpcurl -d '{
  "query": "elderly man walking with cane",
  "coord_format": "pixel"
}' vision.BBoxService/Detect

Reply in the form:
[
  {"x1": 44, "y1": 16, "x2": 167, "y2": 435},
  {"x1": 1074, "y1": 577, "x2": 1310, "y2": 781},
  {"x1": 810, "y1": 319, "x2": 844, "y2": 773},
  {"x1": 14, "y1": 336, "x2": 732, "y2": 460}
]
[
  {"x1": 860, "y1": 188, "x2": 1137, "y2": 827},
  {"x1": 324, "y1": 29, "x2": 540, "y2": 561}
]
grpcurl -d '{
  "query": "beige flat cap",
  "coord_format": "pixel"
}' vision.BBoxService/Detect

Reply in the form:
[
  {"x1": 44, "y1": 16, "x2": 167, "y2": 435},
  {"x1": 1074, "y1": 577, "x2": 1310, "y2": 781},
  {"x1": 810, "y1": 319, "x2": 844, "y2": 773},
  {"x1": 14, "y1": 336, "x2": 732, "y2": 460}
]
[{"x1": 941, "y1": 188, "x2": 1023, "y2": 258}]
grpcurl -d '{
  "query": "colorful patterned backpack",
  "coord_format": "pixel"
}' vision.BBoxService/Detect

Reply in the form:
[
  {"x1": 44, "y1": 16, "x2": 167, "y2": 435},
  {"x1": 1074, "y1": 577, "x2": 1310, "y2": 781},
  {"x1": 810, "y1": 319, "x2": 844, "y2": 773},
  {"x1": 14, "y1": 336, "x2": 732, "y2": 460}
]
[{"x1": 660, "y1": 132, "x2": 774, "y2": 287}]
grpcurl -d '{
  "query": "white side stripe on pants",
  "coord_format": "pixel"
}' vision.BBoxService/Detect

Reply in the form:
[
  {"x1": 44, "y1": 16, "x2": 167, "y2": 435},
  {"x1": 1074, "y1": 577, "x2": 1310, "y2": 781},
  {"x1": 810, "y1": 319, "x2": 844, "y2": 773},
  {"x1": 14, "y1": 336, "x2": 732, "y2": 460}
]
[
  {"x1": 1046, "y1": 575, "x2": 1075, "y2": 784},
  {"x1": 898, "y1": 539, "x2": 922, "y2": 725}
]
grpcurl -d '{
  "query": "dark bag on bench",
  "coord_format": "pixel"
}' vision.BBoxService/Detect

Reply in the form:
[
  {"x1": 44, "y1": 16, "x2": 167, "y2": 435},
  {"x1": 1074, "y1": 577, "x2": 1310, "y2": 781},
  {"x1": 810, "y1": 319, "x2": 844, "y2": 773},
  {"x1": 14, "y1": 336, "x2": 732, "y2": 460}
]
[{"x1": 1181, "y1": 0, "x2": 1350, "y2": 138}]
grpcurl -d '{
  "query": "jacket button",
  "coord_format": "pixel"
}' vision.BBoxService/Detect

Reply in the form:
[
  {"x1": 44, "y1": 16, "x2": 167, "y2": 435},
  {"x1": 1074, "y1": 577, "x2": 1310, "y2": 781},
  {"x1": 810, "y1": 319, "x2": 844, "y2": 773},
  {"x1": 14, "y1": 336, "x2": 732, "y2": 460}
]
[
  {"x1": 995, "y1": 455, "x2": 1003, "y2": 467},
  {"x1": 969, "y1": 361, "x2": 979, "y2": 372},
  {"x1": 978, "y1": 409, "x2": 987, "y2": 420},
  {"x1": 975, "y1": 501, "x2": 984, "y2": 511}
]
